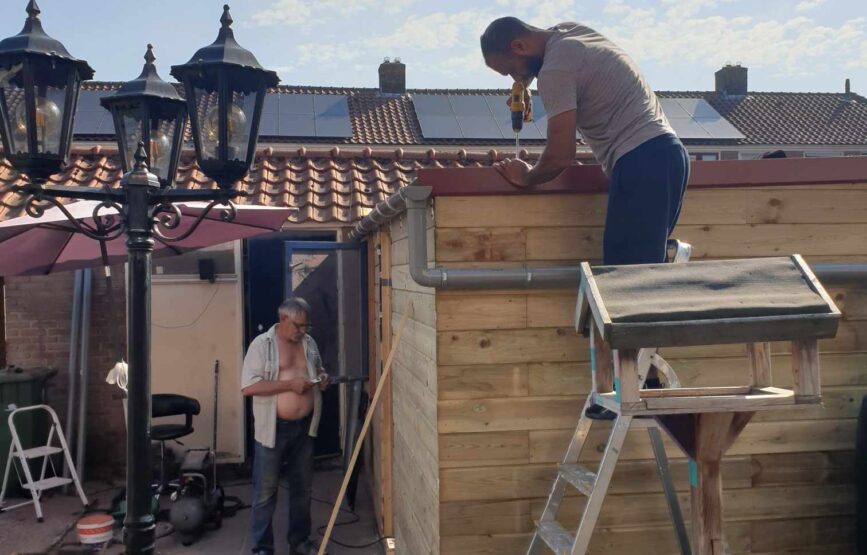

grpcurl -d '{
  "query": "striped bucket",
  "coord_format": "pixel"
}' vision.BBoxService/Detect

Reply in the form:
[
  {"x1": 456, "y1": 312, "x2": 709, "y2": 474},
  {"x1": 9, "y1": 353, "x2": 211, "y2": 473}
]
[{"x1": 76, "y1": 513, "x2": 114, "y2": 546}]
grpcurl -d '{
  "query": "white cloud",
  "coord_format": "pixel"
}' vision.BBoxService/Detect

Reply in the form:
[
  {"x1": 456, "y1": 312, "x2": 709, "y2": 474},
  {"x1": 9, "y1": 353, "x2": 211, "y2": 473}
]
[
  {"x1": 495, "y1": 0, "x2": 577, "y2": 27},
  {"x1": 251, "y1": 0, "x2": 415, "y2": 27},
  {"x1": 795, "y1": 0, "x2": 828, "y2": 11},
  {"x1": 594, "y1": 2, "x2": 867, "y2": 78},
  {"x1": 368, "y1": 10, "x2": 492, "y2": 51}
]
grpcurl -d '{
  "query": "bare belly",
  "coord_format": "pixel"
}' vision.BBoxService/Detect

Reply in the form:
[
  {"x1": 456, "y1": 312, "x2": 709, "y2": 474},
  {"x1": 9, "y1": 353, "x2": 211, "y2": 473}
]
[{"x1": 276, "y1": 368, "x2": 314, "y2": 421}]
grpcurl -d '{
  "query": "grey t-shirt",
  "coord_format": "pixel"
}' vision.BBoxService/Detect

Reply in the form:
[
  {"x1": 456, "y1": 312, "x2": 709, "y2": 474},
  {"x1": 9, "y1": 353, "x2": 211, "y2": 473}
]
[{"x1": 537, "y1": 22, "x2": 674, "y2": 175}]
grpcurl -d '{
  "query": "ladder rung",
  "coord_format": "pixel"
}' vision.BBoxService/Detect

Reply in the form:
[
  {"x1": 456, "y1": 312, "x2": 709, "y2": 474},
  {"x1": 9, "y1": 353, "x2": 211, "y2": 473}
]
[
  {"x1": 17, "y1": 445, "x2": 64, "y2": 459},
  {"x1": 537, "y1": 521, "x2": 575, "y2": 554},
  {"x1": 559, "y1": 463, "x2": 597, "y2": 496},
  {"x1": 22, "y1": 476, "x2": 72, "y2": 492}
]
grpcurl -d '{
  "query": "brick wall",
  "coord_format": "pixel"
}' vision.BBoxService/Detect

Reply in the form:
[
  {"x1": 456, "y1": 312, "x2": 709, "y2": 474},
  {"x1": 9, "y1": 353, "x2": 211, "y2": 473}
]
[{"x1": 4, "y1": 266, "x2": 127, "y2": 479}]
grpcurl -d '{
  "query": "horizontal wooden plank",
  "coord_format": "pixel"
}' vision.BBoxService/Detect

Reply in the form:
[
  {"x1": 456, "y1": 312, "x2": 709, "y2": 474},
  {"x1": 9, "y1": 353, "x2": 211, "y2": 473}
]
[
  {"x1": 438, "y1": 396, "x2": 583, "y2": 433},
  {"x1": 437, "y1": 328, "x2": 585, "y2": 366},
  {"x1": 435, "y1": 194, "x2": 608, "y2": 228},
  {"x1": 436, "y1": 295, "x2": 526, "y2": 331},
  {"x1": 746, "y1": 188, "x2": 867, "y2": 224},
  {"x1": 435, "y1": 227, "x2": 527, "y2": 263},
  {"x1": 438, "y1": 363, "x2": 529, "y2": 400},
  {"x1": 528, "y1": 419, "x2": 857, "y2": 464},
  {"x1": 440, "y1": 456, "x2": 753, "y2": 503},
  {"x1": 520, "y1": 224, "x2": 867, "y2": 262},
  {"x1": 526, "y1": 292, "x2": 579, "y2": 328},
  {"x1": 439, "y1": 431, "x2": 529, "y2": 468},
  {"x1": 391, "y1": 288, "x2": 435, "y2": 328}
]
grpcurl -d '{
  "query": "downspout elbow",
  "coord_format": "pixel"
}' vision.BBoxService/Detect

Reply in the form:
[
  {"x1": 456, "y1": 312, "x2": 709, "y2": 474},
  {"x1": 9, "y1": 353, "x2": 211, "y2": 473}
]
[{"x1": 403, "y1": 185, "x2": 443, "y2": 288}]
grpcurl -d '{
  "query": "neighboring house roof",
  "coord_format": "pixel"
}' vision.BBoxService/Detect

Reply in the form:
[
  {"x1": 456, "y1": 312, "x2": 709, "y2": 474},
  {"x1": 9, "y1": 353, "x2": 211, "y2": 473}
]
[
  {"x1": 71, "y1": 82, "x2": 867, "y2": 147},
  {"x1": 658, "y1": 91, "x2": 867, "y2": 146},
  {"x1": 0, "y1": 146, "x2": 504, "y2": 225},
  {"x1": 2, "y1": 82, "x2": 866, "y2": 226}
]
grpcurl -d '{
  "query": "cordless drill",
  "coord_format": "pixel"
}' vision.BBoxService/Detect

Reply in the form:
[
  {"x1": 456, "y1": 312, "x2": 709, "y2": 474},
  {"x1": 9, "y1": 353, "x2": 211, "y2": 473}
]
[{"x1": 509, "y1": 81, "x2": 532, "y2": 158}]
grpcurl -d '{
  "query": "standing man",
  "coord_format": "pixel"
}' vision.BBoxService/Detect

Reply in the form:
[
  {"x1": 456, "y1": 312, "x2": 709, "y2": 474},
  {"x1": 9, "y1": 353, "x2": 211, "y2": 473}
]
[
  {"x1": 242, "y1": 297, "x2": 331, "y2": 555},
  {"x1": 481, "y1": 17, "x2": 689, "y2": 266},
  {"x1": 481, "y1": 18, "x2": 689, "y2": 416}
]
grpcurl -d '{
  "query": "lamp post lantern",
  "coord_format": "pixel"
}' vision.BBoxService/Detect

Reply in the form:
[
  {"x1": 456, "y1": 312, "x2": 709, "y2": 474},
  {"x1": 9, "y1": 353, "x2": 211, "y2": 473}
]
[
  {"x1": 0, "y1": 4, "x2": 278, "y2": 554},
  {"x1": 171, "y1": 4, "x2": 279, "y2": 189},
  {"x1": 100, "y1": 44, "x2": 187, "y2": 188},
  {"x1": 0, "y1": 0, "x2": 93, "y2": 181}
]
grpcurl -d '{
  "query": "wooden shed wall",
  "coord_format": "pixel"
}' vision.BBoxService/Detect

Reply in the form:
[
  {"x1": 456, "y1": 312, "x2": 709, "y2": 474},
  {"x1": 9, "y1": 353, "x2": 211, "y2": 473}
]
[
  {"x1": 433, "y1": 184, "x2": 867, "y2": 555},
  {"x1": 388, "y1": 210, "x2": 440, "y2": 554}
]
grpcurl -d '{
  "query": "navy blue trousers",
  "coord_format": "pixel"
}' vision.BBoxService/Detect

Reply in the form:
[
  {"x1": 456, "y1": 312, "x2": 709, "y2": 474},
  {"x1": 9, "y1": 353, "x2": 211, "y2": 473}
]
[{"x1": 603, "y1": 134, "x2": 690, "y2": 265}]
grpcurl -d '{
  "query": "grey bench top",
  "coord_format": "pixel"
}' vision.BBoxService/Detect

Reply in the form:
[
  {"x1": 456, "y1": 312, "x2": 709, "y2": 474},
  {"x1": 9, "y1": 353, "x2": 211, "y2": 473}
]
[{"x1": 578, "y1": 255, "x2": 840, "y2": 349}]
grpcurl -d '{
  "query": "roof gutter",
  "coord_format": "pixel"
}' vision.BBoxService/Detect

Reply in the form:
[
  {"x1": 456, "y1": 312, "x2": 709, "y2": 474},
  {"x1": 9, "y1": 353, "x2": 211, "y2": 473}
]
[{"x1": 352, "y1": 184, "x2": 867, "y2": 289}]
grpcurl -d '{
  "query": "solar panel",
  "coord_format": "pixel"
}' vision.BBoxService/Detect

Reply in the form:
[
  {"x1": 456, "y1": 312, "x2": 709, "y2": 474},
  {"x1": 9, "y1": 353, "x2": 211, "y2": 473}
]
[
  {"x1": 73, "y1": 90, "x2": 114, "y2": 135},
  {"x1": 413, "y1": 94, "x2": 462, "y2": 139},
  {"x1": 414, "y1": 93, "x2": 561, "y2": 141},
  {"x1": 258, "y1": 94, "x2": 279, "y2": 136},
  {"x1": 259, "y1": 93, "x2": 351, "y2": 138},
  {"x1": 313, "y1": 95, "x2": 352, "y2": 137},
  {"x1": 660, "y1": 97, "x2": 744, "y2": 140},
  {"x1": 695, "y1": 117, "x2": 744, "y2": 140},
  {"x1": 451, "y1": 96, "x2": 504, "y2": 139}
]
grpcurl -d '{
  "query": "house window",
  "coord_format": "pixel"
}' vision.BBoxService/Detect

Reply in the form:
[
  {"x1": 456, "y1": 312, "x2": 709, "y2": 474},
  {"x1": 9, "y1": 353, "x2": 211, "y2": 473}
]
[
  {"x1": 738, "y1": 152, "x2": 763, "y2": 160},
  {"x1": 153, "y1": 242, "x2": 238, "y2": 279},
  {"x1": 690, "y1": 152, "x2": 720, "y2": 161}
]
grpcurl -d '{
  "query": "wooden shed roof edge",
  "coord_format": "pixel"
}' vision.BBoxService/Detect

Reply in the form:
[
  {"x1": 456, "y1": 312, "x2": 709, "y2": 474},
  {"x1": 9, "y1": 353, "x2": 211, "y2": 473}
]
[{"x1": 417, "y1": 156, "x2": 867, "y2": 197}]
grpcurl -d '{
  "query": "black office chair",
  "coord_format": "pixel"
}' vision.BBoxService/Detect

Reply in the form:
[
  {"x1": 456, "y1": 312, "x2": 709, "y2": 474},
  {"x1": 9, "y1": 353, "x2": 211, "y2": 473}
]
[{"x1": 152, "y1": 394, "x2": 200, "y2": 492}]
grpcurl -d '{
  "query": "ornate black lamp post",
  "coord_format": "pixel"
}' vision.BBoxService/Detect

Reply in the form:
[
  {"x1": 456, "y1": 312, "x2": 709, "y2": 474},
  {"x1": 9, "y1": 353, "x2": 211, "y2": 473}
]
[{"x1": 0, "y1": 3, "x2": 278, "y2": 554}]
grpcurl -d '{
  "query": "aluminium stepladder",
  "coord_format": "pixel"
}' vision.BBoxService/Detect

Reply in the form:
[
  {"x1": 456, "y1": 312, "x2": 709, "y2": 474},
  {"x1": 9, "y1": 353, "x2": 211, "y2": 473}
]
[
  {"x1": 527, "y1": 240, "x2": 693, "y2": 555},
  {"x1": 1, "y1": 404, "x2": 88, "y2": 521}
]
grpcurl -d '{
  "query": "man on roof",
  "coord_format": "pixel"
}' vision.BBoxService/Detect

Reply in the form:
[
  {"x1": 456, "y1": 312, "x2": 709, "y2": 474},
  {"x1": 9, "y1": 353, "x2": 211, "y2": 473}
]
[{"x1": 481, "y1": 18, "x2": 689, "y2": 416}]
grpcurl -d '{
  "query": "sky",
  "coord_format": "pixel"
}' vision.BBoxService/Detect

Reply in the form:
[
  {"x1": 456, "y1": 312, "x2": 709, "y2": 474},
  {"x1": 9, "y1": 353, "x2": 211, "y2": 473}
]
[{"x1": 1, "y1": 0, "x2": 865, "y2": 93}]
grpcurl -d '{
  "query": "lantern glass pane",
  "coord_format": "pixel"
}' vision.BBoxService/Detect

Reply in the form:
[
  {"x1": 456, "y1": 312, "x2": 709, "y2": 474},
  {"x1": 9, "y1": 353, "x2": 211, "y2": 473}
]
[
  {"x1": 149, "y1": 115, "x2": 178, "y2": 183},
  {"x1": 228, "y1": 89, "x2": 256, "y2": 162},
  {"x1": 122, "y1": 112, "x2": 144, "y2": 171},
  {"x1": 195, "y1": 86, "x2": 219, "y2": 161},
  {"x1": 0, "y1": 65, "x2": 25, "y2": 154},
  {"x1": 29, "y1": 58, "x2": 72, "y2": 156}
]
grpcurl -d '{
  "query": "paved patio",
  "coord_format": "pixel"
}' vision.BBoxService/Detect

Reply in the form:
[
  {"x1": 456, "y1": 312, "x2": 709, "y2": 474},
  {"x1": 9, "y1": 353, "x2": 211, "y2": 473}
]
[{"x1": 3, "y1": 469, "x2": 384, "y2": 555}]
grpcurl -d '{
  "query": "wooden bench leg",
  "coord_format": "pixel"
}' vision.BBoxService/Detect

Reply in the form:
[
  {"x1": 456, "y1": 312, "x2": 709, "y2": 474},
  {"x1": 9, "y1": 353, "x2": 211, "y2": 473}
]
[
  {"x1": 591, "y1": 325, "x2": 614, "y2": 394},
  {"x1": 747, "y1": 342, "x2": 772, "y2": 388},
  {"x1": 792, "y1": 339, "x2": 820, "y2": 403}
]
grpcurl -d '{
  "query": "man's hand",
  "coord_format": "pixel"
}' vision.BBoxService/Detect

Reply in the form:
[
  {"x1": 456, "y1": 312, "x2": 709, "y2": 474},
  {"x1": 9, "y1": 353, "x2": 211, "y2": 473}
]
[
  {"x1": 317, "y1": 372, "x2": 331, "y2": 391},
  {"x1": 286, "y1": 377, "x2": 313, "y2": 394},
  {"x1": 494, "y1": 158, "x2": 533, "y2": 188}
]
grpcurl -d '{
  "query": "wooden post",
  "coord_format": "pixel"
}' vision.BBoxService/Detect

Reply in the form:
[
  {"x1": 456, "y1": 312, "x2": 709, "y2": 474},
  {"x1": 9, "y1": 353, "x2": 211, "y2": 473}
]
[
  {"x1": 614, "y1": 348, "x2": 640, "y2": 403},
  {"x1": 690, "y1": 412, "x2": 754, "y2": 555},
  {"x1": 591, "y1": 324, "x2": 614, "y2": 394},
  {"x1": 747, "y1": 342, "x2": 772, "y2": 388},
  {"x1": 379, "y1": 232, "x2": 394, "y2": 537},
  {"x1": 792, "y1": 339, "x2": 820, "y2": 402}
]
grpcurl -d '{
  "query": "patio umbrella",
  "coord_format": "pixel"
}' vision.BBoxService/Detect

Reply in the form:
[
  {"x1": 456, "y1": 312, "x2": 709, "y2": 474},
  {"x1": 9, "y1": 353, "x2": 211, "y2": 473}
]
[{"x1": 0, "y1": 200, "x2": 294, "y2": 276}]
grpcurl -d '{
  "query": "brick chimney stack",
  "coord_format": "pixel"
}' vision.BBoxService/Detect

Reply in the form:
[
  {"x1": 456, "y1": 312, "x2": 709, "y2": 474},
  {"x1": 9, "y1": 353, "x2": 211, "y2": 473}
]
[
  {"x1": 379, "y1": 57, "x2": 406, "y2": 95},
  {"x1": 715, "y1": 64, "x2": 748, "y2": 96}
]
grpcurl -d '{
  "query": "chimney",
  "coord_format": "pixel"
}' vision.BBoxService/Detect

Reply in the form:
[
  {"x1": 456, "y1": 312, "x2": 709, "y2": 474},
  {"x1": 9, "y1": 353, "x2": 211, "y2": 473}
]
[
  {"x1": 379, "y1": 57, "x2": 406, "y2": 95},
  {"x1": 715, "y1": 64, "x2": 748, "y2": 96},
  {"x1": 845, "y1": 78, "x2": 851, "y2": 96}
]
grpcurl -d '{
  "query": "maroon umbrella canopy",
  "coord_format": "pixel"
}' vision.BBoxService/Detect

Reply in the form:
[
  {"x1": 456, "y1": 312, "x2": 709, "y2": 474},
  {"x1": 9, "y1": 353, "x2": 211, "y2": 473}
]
[{"x1": 0, "y1": 200, "x2": 293, "y2": 276}]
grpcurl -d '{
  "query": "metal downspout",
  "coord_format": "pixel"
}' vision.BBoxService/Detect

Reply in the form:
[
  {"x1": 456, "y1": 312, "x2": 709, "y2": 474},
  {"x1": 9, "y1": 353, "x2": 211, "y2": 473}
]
[
  {"x1": 63, "y1": 270, "x2": 83, "y2": 486},
  {"x1": 401, "y1": 185, "x2": 867, "y2": 288}
]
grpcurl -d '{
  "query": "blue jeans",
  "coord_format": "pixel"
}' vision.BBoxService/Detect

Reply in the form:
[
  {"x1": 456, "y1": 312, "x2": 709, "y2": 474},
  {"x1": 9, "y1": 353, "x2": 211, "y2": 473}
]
[
  {"x1": 603, "y1": 134, "x2": 690, "y2": 265},
  {"x1": 250, "y1": 417, "x2": 314, "y2": 553}
]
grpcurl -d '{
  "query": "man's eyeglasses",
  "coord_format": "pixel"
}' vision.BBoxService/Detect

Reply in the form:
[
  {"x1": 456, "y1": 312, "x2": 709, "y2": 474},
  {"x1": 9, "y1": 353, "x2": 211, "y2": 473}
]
[{"x1": 290, "y1": 321, "x2": 312, "y2": 332}]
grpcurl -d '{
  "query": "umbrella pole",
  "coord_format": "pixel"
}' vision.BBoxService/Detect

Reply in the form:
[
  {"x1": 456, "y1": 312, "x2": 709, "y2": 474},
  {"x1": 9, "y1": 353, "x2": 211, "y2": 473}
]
[{"x1": 99, "y1": 241, "x2": 124, "y2": 363}]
